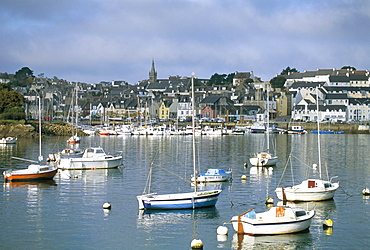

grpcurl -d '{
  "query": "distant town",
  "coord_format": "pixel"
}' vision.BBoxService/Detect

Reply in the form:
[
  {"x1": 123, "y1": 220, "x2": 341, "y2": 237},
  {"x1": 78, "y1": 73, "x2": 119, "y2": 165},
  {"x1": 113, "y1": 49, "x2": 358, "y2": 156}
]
[{"x1": 1, "y1": 62, "x2": 369, "y2": 125}]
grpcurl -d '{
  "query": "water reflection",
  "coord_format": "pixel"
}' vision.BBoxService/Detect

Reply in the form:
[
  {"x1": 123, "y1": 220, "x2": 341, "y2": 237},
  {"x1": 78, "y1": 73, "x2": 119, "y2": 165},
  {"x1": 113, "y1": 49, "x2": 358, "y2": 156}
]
[
  {"x1": 231, "y1": 231, "x2": 313, "y2": 249},
  {"x1": 3, "y1": 179, "x2": 57, "y2": 189}
]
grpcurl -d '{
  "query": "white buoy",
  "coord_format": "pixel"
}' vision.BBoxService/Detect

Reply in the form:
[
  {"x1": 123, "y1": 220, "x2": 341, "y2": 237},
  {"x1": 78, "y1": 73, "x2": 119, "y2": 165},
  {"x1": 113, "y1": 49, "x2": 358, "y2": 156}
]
[
  {"x1": 313, "y1": 163, "x2": 318, "y2": 170},
  {"x1": 362, "y1": 188, "x2": 370, "y2": 195},
  {"x1": 217, "y1": 225, "x2": 228, "y2": 235},
  {"x1": 74, "y1": 175, "x2": 78, "y2": 178},
  {"x1": 103, "y1": 202, "x2": 111, "y2": 210},
  {"x1": 241, "y1": 175, "x2": 247, "y2": 180},
  {"x1": 191, "y1": 239, "x2": 203, "y2": 249}
]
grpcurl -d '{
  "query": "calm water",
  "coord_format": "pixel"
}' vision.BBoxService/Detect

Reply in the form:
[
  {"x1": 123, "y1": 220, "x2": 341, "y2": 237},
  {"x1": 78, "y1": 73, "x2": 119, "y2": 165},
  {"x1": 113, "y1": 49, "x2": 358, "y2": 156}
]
[{"x1": 1, "y1": 133, "x2": 370, "y2": 249}]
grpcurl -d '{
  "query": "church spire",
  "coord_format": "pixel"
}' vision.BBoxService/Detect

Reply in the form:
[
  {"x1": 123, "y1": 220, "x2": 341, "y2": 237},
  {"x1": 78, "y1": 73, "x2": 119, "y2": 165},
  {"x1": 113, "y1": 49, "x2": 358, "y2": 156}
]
[{"x1": 149, "y1": 59, "x2": 157, "y2": 83}]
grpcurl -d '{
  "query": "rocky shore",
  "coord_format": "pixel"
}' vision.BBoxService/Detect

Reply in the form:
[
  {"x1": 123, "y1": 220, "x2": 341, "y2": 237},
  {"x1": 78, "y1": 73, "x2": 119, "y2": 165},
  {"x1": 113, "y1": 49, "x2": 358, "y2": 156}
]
[{"x1": 0, "y1": 121, "x2": 86, "y2": 138}]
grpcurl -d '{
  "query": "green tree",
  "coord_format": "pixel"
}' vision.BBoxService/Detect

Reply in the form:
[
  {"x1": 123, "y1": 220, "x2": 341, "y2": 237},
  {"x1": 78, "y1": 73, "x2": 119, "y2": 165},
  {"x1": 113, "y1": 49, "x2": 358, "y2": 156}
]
[
  {"x1": 0, "y1": 84, "x2": 26, "y2": 115},
  {"x1": 341, "y1": 66, "x2": 356, "y2": 71},
  {"x1": 12, "y1": 66, "x2": 34, "y2": 87},
  {"x1": 270, "y1": 76, "x2": 286, "y2": 89},
  {"x1": 208, "y1": 73, "x2": 235, "y2": 85},
  {"x1": 280, "y1": 66, "x2": 299, "y2": 75}
]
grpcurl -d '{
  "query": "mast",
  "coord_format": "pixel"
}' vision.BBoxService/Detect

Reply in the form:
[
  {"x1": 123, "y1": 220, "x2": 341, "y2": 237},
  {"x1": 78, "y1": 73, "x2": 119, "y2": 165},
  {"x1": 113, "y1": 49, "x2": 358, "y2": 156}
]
[
  {"x1": 191, "y1": 73, "x2": 197, "y2": 192},
  {"x1": 316, "y1": 87, "x2": 322, "y2": 179},
  {"x1": 38, "y1": 96, "x2": 43, "y2": 164},
  {"x1": 75, "y1": 82, "x2": 78, "y2": 135},
  {"x1": 266, "y1": 88, "x2": 270, "y2": 153}
]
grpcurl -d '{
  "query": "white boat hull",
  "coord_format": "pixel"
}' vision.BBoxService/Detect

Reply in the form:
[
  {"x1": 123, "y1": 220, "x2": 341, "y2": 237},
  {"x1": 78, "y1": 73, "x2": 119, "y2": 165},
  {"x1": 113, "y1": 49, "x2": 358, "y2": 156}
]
[
  {"x1": 231, "y1": 207, "x2": 315, "y2": 235},
  {"x1": 249, "y1": 152, "x2": 278, "y2": 167},
  {"x1": 275, "y1": 179, "x2": 339, "y2": 201},
  {"x1": 58, "y1": 156, "x2": 122, "y2": 170},
  {"x1": 137, "y1": 190, "x2": 221, "y2": 210}
]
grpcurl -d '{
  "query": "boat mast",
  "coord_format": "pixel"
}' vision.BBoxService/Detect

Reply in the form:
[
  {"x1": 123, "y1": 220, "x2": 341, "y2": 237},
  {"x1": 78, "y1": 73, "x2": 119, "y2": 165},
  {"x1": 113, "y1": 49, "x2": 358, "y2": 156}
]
[
  {"x1": 38, "y1": 95, "x2": 43, "y2": 164},
  {"x1": 191, "y1": 73, "x2": 197, "y2": 192},
  {"x1": 75, "y1": 83, "x2": 78, "y2": 135},
  {"x1": 266, "y1": 88, "x2": 270, "y2": 153},
  {"x1": 316, "y1": 87, "x2": 322, "y2": 179}
]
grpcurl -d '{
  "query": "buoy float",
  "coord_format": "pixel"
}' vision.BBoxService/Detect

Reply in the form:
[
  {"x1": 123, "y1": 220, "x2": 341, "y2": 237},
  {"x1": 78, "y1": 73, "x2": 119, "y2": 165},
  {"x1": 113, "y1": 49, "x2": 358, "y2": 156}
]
[
  {"x1": 265, "y1": 197, "x2": 274, "y2": 204},
  {"x1": 244, "y1": 163, "x2": 248, "y2": 168},
  {"x1": 362, "y1": 188, "x2": 370, "y2": 195},
  {"x1": 191, "y1": 239, "x2": 203, "y2": 249},
  {"x1": 217, "y1": 225, "x2": 228, "y2": 235},
  {"x1": 313, "y1": 163, "x2": 318, "y2": 170},
  {"x1": 323, "y1": 219, "x2": 333, "y2": 228},
  {"x1": 103, "y1": 202, "x2": 111, "y2": 210},
  {"x1": 74, "y1": 175, "x2": 78, "y2": 178},
  {"x1": 241, "y1": 175, "x2": 247, "y2": 180}
]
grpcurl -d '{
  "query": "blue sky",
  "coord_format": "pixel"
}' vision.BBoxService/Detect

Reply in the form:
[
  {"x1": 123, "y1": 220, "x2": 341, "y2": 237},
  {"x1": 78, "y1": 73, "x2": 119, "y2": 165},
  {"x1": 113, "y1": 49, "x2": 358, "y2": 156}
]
[{"x1": 1, "y1": 0, "x2": 369, "y2": 84}]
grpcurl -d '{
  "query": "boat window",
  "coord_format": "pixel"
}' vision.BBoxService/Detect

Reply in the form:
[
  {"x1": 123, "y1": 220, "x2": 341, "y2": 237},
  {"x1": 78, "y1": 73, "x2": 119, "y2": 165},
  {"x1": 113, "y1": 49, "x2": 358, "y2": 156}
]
[
  {"x1": 295, "y1": 211, "x2": 306, "y2": 217},
  {"x1": 324, "y1": 183, "x2": 331, "y2": 188},
  {"x1": 96, "y1": 149, "x2": 104, "y2": 154},
  {"x1": 87, "y1": 149, "x2": 94, "y2": 153}
]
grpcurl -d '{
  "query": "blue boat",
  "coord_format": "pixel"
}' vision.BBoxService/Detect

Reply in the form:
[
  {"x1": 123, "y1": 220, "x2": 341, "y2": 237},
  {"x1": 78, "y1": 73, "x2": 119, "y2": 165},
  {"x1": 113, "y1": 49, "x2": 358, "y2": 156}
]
[{"x1": 311, "y1": 130, "x2": 335, "y2": 134}]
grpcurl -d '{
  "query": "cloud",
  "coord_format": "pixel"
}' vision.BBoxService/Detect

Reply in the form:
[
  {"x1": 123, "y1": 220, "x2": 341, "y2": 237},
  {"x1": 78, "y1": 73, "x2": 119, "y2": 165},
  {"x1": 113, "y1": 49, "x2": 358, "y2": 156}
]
[{"x1": 1, "y1": 0, "x2": 370, "y2": 83}]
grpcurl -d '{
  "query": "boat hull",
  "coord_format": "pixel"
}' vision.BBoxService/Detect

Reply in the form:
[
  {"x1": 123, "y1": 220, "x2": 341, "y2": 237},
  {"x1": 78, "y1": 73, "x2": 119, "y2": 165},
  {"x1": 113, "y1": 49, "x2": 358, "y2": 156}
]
[
  {"x1": 3, "y1": 168, "x2": 57, "y2": 182},
  {"x1": 137, "y1": 190, "x2": 221, "y2": 210},
  {"x1": 231, "y1": 212, "x2": 314, "y2": 235},
  {"x1": 275, "y1": 181, "x2": 339, "y2": 201},
  {"x1": 231, "y1": 207, "x2": 315, "y2": 235},
  {"x1": 58, "y1": 156, "x2": 122, "y2": 170},
  {"x1": 249, "y1": 153, "x2": 278, "y2": 167}
]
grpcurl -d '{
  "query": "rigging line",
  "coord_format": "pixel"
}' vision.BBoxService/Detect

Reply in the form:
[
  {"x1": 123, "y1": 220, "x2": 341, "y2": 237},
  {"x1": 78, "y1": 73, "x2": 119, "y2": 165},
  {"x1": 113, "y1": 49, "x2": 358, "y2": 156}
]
[
  {"x1": 142, "y1": 146, "x2": 161, "y2": 195},
  {"x1": 276, "y1": 152, "x2": 292, "y2": 187},
  {"x1": 152, "y1": 163, "x2": 192, "y2": 184}
]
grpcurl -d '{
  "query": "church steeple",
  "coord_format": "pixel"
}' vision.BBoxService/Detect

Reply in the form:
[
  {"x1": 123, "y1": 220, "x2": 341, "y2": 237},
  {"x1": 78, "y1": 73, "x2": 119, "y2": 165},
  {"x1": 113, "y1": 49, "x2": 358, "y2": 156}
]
[{"x1": 149, "y1": 59, "x2": 157, "y2": 83}]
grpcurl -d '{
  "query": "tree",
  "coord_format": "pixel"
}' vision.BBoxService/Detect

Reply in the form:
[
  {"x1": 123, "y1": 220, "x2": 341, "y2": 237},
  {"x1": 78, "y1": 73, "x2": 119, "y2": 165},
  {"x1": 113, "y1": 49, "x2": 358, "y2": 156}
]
[
  {"x1": 341, "y1": 66, "x2": 356, "y2": 71},
  {"x1": 270, "y1": 76, "x2": 286, "y2": 89},
  {"x1": 208, "y1": 73, "x2": 235, "y2": 86},
  {"x1": 12, "y1": 66, "x2": 34, "y2": 87},
  {"x1": 0, "y1": 85, "x2": 26, "y2": 115},
  {"x1": 280, "y1": 66, "x2": 299, "y2": 75}
]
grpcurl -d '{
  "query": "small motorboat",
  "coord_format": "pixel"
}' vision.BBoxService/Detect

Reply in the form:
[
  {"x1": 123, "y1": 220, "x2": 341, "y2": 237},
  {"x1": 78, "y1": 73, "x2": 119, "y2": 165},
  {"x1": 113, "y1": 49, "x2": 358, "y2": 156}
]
[
  {"x1": 231, "y1": 206, "x2": 315, "y2": 235},
  {"x1": 57, "y1": 147, "x2": 123, "y2": 170},
  {"x1": 3, "y1": 164, "x2": 58, "y2": 182},
  {"x1": 0, "y1": 137, "x2": 17, "y2": 144},
  {"x1": 191, "y1": 168, "x2": 232, "y2": 182}
]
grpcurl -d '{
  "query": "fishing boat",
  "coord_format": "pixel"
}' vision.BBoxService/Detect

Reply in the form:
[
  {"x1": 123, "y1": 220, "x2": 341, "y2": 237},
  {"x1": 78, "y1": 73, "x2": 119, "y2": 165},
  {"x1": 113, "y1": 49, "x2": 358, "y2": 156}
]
[
  {"x1": 191, "y1": 168, "x2": 232, "y2": 182},
  {"x1": 231, "y1": 206, "x2": 315, "y2": 235},
  {"x1": 0, "y1": 137, "x2": 17, "y2": 144},
  {"x1": 57, "y1": 147, "x2": 123, "y2": 170},
  {"x1": 249, "y1": 91, "x2": 278, "y2": 167},
  {"x1": 3, "y1": 97, "x2": 57, "y2": 182},
  {"x1": 275, "y1": 87, "x2": 339, "y2": 201},
  {"x1": 136, "y1": 73, "x2": 222, "y2": 210},
  {"x1": 287, "y1": 125, "x2": 307, "y2": 134}
]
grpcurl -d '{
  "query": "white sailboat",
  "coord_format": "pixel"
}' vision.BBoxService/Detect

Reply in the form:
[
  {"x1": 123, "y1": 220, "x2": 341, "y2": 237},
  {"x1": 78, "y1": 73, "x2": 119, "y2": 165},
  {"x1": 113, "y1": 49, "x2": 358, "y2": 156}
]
[
  {"x1": 136, "y1": 73, "x2": 222, "y2": 210},
  {"x1": 249, "y1": 89, "x2": 278, "y2": 167},
  {"x1": 3, "y1": 96, "x2": 58, "y2": 181},
  {"x1": 275, "y1": 87, "x2": 339, "y2": 201}
]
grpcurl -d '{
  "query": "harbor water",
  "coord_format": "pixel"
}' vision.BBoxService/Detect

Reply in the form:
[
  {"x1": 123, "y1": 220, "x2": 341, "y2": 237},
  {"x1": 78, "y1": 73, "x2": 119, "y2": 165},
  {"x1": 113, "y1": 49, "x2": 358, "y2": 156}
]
[{"x1": 1, "y1": 133, "x2": 370, "y2": 249}]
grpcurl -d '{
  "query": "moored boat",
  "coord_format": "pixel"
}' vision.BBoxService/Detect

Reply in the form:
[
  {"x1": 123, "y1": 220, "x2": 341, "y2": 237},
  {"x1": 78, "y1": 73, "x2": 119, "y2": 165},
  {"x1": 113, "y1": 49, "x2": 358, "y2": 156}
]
[
  {"x1": 57, "y1": 147, "x2": 122, "y2": 170},
  {"x1": 231, "y1": 206, "x2": 315, "y2": 235},
  {"x1": 0, "y1": 137, "x2": 17, "y2": 144},
  {"x1": 192, "y1": 168, "x2": 232, "y2": 182}
]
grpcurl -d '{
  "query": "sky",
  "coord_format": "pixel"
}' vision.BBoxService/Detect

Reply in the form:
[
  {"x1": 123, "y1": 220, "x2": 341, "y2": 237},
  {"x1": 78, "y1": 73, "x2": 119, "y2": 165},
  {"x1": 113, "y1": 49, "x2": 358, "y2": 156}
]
[{"x1": 1, "y1": 0, "x2": 370, "y2": 84}]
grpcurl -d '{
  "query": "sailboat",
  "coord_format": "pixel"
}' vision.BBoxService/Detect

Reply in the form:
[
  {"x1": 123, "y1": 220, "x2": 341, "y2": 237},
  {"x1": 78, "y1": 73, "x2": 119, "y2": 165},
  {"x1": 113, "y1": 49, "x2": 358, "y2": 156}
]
[
  {"x1": 67, "y1": 83, "x2": 81, "y2": 144},
  {"x1": 3, "y1": 96, "x2": 58, "y2": 181},
  {"x1": 275, "y1": 87, "x2": 339, "y2": 201},
  {"x1": 136, "y1": 73, "x2": 222, "y2": 210},
  {"x1": 249, "y1": 89, "x2": 278, "y2": 167}
]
